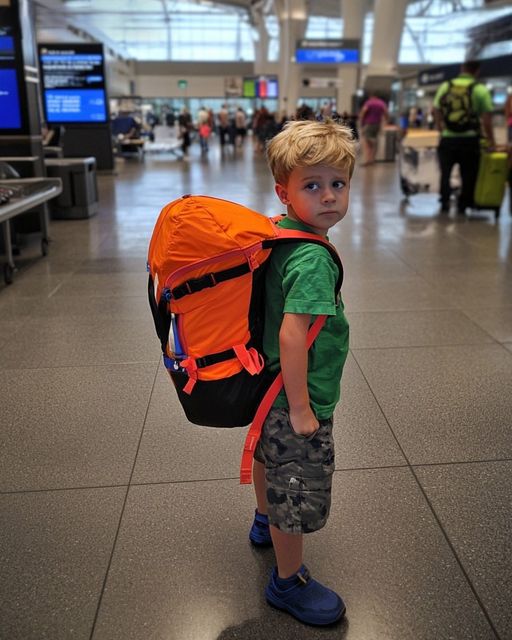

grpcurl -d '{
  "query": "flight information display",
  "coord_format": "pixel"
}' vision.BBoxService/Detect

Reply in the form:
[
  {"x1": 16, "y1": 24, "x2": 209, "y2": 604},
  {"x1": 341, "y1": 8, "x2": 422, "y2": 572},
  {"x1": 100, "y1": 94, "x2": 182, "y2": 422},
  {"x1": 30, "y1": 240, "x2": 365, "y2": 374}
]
[
  {"x1": 0, "y1": 25, "x2": 22, "y2": 130},
  {"x1": 0, "y1": 67, "x2": 21, "y2": 128},
  {"x1": 39, "y1": 44, "x2": 108, "y2": 123},
  {"x1": 243, "y1": 76, "x2": 279, "y2": 99}
]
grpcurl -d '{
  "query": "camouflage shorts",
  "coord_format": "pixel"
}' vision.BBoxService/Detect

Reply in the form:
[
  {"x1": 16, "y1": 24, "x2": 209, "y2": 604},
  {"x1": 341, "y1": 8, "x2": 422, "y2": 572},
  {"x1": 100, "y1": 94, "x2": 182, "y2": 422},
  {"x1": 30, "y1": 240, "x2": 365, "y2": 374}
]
[{"x1": 254, "y1": 407, "x2": 335, "y2": 534}]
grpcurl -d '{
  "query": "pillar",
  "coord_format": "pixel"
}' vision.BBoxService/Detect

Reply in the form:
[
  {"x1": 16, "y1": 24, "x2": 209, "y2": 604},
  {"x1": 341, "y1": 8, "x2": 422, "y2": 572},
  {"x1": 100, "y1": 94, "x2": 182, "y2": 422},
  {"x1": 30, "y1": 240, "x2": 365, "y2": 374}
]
[
  {"x1": 364, "y1": 0, "x2": 408, "y2": 97},
  {"x1": 275, "y1": 0, "x2": 306, "y2": 116},
  {"x1": 337, "y1": 0, "x2": 366, "y2": 114}
]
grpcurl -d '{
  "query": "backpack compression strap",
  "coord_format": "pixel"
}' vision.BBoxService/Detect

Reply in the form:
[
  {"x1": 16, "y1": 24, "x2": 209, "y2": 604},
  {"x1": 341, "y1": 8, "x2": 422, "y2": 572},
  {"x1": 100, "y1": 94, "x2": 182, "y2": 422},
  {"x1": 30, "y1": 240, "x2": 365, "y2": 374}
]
[{"x1": 239, "y1": 313, "x2": 327, "y2": 485}]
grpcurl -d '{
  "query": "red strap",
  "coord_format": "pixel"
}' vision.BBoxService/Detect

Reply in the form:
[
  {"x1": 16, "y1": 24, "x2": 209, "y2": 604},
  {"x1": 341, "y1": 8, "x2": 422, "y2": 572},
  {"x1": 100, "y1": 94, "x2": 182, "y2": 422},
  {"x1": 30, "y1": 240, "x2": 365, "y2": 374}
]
[
  {"x1": 239, "y1": 314, "x2": 327, "y2": 484},
  {"x1": 181, "y1": 357, "x2": 198, "y2": 394},
  {"x1": 233, "y1": 345, "x2": 265, "y2": 376}
]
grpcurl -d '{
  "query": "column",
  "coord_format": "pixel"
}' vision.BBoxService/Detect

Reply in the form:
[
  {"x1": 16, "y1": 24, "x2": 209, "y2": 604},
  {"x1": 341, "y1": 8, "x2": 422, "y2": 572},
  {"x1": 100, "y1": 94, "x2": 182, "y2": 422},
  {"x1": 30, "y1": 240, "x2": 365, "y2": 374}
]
[
  {"x1": 252, "y1": 7, "x2": 270, "y2": 75},
  {"x1": 364, "y1": 0, "x2": 408, "y2": 96},
  {"x1": 275, "y1": 0, "x2": 306, "y2": 116},
  {"x1": 337, "y1": 0, "x2": 366, "y2": 114}
]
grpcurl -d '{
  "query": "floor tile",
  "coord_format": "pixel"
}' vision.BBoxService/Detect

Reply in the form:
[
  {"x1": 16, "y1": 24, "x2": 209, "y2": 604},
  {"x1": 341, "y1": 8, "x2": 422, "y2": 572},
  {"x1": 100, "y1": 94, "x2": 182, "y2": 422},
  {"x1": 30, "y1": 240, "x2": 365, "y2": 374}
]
[
  {"x1": 76, "y1": 256, "x2": 147, "y2": 274},
  {"x1": 415, "y1": 461, "x2": 512, "y2": 638},
  {"x1": 0, "y1": 315, "x2": 160, "y2": 368},
  {"x1": 353, "y1": 344, "x2": 512, "y2": 464},
  {"x1": 0, "y1": 486, "x2": 125, "y2": 640},
  {"x1": 53, "y1": 272, "x2": 149, "y2": 298},
  {"x1": 91, "y1": 470, "x2": 495, "y2": 640},
  {"x1": 0, "y1": 363, "x2": 157, "y2": 491},
  {"x1": 333, "y1": 354, "x2": 406, "y2": 469},
  {"x1": 347, "y1": 309, "x2": 494, "y2": 349},
  {"x1": 463, "y1": 306, "x2": 512, "y2": 343},
  {"x1": 131, "y1": 364, "x2": 248, "y2": 483},
  {"x1": 0, "y1": 293, "x2": 150, "y2": 322},
  {"x1": 342, "y1": 276, "x2": 452, "y2": 312}
]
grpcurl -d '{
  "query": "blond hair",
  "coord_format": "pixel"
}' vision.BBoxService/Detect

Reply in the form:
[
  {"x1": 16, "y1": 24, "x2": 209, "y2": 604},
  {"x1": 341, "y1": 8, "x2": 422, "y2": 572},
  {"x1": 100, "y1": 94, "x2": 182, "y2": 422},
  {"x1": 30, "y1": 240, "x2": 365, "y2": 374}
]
[{"x1": 266, "y1": 119, "x2": 357, "y2": 185}]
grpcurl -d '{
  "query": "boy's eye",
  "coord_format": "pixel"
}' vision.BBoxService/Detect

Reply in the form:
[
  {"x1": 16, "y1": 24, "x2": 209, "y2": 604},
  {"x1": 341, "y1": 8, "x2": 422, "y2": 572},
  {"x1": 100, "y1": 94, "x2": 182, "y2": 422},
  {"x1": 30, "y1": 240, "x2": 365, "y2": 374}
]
[
  {"x1": 332, "y1": 181, "x2": 345, "y2": 189},
  {"x1": 304, "y1": 183, "x2": 319, "y2": 191}
]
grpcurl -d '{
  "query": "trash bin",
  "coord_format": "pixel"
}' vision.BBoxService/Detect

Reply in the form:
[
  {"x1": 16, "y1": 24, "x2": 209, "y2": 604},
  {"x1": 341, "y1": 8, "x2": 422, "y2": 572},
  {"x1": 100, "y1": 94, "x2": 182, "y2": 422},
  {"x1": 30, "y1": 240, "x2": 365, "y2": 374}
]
[
  {"x1": 44, "y1": 157, "x2": 99, "y2": 219},
  {"x1": 376, "y1": 126, "x2": 398, "y2": 162}
]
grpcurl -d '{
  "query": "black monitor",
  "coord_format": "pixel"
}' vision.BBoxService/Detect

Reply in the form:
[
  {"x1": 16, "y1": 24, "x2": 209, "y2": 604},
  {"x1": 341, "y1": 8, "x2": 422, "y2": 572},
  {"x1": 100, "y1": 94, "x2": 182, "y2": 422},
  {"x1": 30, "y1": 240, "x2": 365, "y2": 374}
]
[{"x1": 38, "y1": 43, "x2": 109, "y2": 124}]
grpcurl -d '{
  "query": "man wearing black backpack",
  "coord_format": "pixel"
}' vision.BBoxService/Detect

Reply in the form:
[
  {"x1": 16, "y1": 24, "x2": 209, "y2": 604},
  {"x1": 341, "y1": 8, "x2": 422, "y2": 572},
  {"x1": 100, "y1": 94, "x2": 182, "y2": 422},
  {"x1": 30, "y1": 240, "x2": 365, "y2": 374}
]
[{"x1": 433, "y1": 60, "x2": 495, "y2": 215}]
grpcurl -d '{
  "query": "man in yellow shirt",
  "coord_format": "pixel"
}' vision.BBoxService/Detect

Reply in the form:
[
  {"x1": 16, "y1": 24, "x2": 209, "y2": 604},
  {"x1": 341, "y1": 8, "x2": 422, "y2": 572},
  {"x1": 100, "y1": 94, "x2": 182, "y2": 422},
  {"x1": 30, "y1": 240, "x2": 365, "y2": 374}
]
[{"x1": 433, "y1": 60, "x2": 495, "y2": 215}]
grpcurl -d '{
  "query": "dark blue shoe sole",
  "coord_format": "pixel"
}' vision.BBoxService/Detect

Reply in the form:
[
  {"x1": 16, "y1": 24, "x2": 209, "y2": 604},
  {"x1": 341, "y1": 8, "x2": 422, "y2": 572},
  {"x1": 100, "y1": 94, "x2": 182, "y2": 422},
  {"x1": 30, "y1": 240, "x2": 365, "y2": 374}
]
[{"x1": 266, "y1": 591, "x2": 346, "y2": 626}]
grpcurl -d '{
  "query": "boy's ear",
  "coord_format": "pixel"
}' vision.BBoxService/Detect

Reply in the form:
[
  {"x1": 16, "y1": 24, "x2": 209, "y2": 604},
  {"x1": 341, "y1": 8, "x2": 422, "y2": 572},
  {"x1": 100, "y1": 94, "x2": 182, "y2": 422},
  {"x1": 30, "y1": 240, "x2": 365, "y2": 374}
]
[{"x1": 275, "y1": 183, "x2": 289, "y2": 205}]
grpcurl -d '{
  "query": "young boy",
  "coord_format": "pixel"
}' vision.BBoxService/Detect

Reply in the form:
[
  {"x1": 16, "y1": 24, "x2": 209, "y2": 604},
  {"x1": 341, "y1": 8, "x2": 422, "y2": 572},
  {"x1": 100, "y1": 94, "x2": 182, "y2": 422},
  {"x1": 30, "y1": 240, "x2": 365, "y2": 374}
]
[{"x1": 248, "y1": 119, "x2": 356, "y2": 625}]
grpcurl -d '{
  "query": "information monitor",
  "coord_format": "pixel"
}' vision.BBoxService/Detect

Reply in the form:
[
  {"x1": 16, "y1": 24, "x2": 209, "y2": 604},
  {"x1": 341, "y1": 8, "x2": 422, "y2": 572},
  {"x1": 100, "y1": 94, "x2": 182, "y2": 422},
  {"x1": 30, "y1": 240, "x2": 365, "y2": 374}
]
[{"x1": 38, "y1": 43, "x2": 108, "y2": 124}]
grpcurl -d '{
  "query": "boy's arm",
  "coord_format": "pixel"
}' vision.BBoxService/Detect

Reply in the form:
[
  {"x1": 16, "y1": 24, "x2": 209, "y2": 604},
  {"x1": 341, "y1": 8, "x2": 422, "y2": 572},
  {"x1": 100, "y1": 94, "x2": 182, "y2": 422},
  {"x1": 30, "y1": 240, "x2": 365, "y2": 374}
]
[{"x1": 279, "y1": 312, "x2": 319, "y2": 436}]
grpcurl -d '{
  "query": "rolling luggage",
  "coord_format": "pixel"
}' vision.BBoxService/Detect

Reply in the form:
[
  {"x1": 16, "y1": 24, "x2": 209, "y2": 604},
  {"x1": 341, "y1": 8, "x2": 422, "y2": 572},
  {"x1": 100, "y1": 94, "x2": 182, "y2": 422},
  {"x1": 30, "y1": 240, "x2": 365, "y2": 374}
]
[{"x1": 473, "y1": 151, "x2": 509, "y2": 219}]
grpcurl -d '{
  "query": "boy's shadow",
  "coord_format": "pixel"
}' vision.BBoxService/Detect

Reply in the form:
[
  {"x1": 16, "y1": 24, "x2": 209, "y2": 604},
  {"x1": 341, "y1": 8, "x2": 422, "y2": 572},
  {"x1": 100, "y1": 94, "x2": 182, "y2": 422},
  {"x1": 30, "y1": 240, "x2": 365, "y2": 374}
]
[{"x1": 216, "y1": 615, "x2": 349, "y2": 640}]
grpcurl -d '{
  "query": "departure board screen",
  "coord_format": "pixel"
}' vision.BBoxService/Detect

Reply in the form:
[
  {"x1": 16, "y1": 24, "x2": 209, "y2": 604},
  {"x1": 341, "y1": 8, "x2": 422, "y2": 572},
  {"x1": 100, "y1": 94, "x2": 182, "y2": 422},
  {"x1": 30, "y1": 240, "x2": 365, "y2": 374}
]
[
  {"x1": 243, "y1": 76, "x2": 278, "y2": 99},
  {"x1": 39, "y1": 43, "x2": 108, "y2": 123},
  {"x1": 0, "y1": 25, "x2": 22, "y2": 130}
]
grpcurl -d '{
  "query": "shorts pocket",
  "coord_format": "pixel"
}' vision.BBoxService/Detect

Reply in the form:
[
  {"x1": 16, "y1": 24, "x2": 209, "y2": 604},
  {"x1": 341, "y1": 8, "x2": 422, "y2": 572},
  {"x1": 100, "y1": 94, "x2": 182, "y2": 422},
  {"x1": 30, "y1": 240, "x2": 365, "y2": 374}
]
[{"x1": 266, "y1": 469, "x2": 333, "y2": 534}]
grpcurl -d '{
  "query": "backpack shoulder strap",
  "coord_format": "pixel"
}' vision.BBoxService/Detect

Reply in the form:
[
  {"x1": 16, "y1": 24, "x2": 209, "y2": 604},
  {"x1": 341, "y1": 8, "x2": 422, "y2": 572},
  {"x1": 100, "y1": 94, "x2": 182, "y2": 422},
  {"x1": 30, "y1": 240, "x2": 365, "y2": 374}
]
[{"x1": 239, "y1": 313, "x2": 327, "y2": 484}]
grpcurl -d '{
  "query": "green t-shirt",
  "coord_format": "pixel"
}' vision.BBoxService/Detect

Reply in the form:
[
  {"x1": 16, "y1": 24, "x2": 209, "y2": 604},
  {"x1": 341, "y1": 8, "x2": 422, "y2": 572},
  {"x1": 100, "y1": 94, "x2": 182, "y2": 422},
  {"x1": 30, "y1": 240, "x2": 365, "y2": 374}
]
[
  {"x1": 263, "y1": 216, "x2": 349, "y2": 420},
  {"x1": 433, "y1": 73, "x2": 493, "y2": 138}
]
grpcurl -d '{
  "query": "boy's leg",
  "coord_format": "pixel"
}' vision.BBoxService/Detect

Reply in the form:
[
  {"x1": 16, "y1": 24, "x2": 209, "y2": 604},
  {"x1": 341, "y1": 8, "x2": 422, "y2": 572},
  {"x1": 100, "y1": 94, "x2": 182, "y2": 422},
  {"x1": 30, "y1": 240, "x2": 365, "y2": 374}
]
[
  {"x1": 270, "y1": 526, "x2": 303, "y2": 578},
  {"x1": 249, "y1": 457, "x2": 272, "y2": 547},
  {"x1": 253, "y1": 459, "x2": 267, "y2": 515}
]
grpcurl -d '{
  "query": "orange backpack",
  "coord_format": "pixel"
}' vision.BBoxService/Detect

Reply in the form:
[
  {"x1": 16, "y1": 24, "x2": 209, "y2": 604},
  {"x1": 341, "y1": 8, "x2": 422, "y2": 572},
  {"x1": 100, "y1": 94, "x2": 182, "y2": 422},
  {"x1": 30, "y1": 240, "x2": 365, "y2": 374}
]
[{"x1": 147, "y1": 194, "x2": 343, "y2": 482}]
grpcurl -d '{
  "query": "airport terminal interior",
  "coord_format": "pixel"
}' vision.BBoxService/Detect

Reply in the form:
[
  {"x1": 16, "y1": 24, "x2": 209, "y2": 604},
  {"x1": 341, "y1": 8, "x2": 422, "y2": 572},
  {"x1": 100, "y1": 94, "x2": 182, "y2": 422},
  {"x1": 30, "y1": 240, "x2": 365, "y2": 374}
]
[{"x1": 1, "y1": 1, "x2": 512, "y2": 639}]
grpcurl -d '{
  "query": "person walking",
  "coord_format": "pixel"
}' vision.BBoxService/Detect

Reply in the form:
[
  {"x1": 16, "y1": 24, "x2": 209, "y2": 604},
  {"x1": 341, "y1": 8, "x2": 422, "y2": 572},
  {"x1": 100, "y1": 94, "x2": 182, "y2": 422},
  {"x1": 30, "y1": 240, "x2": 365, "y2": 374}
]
[
  {"x1": 358, "y1": 93, "x2": 388, "y2": 166},
  {"x1": 433, "y1": 59, "x2": 495, "y2": 215}
]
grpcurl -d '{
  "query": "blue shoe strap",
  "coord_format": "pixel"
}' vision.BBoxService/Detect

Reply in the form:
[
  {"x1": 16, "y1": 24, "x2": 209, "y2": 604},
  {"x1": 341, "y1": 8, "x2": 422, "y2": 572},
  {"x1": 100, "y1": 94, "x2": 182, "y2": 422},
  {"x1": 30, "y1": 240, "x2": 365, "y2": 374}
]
[{"x1": 275, "y1": 565, "x2": 309, "y2": 590}]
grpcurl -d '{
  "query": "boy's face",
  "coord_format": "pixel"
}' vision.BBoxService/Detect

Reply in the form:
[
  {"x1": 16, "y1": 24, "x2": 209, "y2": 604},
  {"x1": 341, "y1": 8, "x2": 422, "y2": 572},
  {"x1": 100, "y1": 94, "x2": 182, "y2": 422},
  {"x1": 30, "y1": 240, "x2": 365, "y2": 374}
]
[{"x1": 275, "y1": 164, "x2": 350, "y2": 236}]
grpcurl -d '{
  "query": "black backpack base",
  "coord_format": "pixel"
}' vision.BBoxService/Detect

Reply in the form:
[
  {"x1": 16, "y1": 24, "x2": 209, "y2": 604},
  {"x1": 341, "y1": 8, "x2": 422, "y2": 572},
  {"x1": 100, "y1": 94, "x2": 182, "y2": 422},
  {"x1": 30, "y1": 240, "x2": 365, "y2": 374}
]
[{"x1": 169, "y1": 366, "x2": 275, "y2": 427}]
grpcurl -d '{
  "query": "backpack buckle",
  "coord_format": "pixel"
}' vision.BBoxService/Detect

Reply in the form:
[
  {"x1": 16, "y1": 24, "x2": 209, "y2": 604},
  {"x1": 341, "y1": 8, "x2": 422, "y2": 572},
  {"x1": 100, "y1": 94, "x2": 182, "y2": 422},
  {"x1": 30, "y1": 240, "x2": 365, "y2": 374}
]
[{"x1": 185, "y1": 272, "x2": 217, "y2": 294}]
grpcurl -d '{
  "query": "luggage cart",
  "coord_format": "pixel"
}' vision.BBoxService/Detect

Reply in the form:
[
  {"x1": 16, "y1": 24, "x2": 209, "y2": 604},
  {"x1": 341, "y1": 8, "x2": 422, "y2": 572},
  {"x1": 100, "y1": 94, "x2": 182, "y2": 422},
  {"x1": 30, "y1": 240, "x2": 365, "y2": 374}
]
[
  {"x1": 399, "y1": 130, "x2": 460, "y2": 215},
  {"x1": 0, "y1": 178, "x2": 62, "y2": 284}
]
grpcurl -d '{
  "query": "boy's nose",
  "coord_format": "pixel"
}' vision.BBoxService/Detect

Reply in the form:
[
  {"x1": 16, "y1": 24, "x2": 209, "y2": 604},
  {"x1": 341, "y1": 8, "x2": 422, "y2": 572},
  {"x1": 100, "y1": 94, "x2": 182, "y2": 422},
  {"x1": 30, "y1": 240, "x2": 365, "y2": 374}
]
[{"x1": 321, "y1": 188, "x2": 336, "y2": 202}]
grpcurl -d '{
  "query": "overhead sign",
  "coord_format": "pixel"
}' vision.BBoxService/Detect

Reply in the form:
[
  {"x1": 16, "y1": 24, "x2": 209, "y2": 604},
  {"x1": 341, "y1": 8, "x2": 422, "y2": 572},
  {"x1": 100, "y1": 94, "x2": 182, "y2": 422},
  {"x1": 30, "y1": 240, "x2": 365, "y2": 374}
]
[
  {"x1": 178, "y1": 79, "x2": 187, "y2": 89},
  {"x1": 296, "y1": 39, "x2": 360, "y2": 64},
  {"x1": 307, "y1": 77, "x2": 342, "y2": 89},
  {"x1": 418, "y1": 64, "x2": 459, "y2": 86}
]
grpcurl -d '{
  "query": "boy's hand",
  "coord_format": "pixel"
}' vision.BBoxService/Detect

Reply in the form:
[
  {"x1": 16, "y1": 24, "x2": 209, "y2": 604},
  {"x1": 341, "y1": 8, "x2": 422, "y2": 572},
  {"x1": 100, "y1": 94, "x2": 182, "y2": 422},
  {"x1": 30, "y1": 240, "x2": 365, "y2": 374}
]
[{"x1": 289, "y1": 406, "x2": 319, "y2": 437}]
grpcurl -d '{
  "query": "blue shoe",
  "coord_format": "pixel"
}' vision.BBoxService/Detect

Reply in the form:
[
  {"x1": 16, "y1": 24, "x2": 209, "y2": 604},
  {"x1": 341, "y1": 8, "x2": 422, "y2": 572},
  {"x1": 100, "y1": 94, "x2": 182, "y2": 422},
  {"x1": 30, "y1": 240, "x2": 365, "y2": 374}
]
[
  {"x1": 249, "y1": 510, "x2": 273, "y2": 547},
  {"x1": 265, "y1": 565, "x2": 346, "y2": 626}
]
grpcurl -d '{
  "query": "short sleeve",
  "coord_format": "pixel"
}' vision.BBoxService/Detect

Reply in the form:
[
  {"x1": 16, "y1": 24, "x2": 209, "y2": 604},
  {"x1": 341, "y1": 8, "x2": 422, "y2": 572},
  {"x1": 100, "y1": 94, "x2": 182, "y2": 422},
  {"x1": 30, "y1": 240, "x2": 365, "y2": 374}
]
[
  {"x1": 474, "y1": 84, "x2": 493, "y2": 114},
  {"x1": 281, "y1": 245, "x2": 338, "y2": 316},
  {"x1": 433, "y1": 82, "x2": 448, "y2": 109}
]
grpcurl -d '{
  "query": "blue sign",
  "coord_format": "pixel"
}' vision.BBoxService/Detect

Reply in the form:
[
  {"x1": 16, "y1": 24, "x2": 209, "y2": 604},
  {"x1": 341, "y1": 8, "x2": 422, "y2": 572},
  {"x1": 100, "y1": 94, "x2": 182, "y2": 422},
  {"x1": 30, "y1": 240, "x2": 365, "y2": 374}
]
[
  {"x1": 296, "y1": 48, "x2": 359, "y2": 64},
  {"x1": 45, "y1": 88, "x2": 107, "y2": 123},
  {"x1": 0, "y1": 69, "x2": 22, "y2": 129}
]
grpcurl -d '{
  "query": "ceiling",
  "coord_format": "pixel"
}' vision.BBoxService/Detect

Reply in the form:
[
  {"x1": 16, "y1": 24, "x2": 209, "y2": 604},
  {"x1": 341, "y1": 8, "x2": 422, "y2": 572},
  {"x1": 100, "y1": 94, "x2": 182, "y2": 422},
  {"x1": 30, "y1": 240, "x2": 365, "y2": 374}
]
[{"x1": 33, "y1": 0, "x2": 512, "y2": 62}]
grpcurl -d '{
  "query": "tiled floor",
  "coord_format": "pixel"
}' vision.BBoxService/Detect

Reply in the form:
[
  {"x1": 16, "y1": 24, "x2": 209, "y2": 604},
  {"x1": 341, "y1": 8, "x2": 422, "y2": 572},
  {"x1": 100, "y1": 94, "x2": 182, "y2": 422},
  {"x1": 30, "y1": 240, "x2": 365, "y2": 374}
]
[{"x1": 1, "y1": 140, "x2": 511, "y2": 640}]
